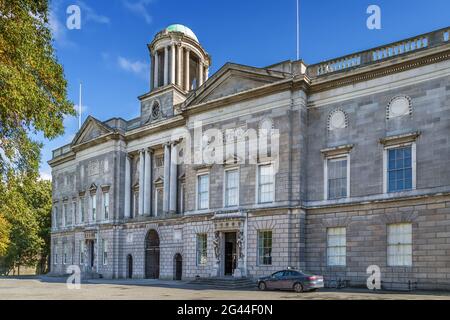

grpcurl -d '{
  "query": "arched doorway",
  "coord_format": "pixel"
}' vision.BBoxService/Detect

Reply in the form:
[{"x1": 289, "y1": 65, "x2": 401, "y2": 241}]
[
  {"x1": 145, "y1": 230, "x2": 160, "y2": 279},
  {"x1": 127, "y1": 254, "x2": 133, "y2": 279},
  {"x1": 173, "y1": 253, "x2": 182, "y2": 280}
]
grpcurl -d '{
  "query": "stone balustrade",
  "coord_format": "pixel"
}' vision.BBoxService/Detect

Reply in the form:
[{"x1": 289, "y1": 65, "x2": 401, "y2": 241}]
[
  {"x1": 52, "y1": 144, "x2": 72, "y2": 158},
  {"x1": 308, "y1": 27, "x2": 450, "y2": 77}
]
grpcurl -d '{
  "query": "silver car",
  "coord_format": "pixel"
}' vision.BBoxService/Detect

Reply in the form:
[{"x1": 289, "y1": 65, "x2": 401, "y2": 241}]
[{"x1": 257, "y1": 270, "x2": 324, "y2": 293}]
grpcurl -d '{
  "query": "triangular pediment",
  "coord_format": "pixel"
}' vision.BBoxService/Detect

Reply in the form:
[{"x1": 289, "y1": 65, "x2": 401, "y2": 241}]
[
  {"x1": 72, "y1": 116, "x2": 113, "y2": 146},
  {"x1": 184, "y1": 63, "x2": 288, "y2": 107}
]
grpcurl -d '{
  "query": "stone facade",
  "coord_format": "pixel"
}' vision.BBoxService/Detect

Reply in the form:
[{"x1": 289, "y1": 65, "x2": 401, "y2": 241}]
[{"x1": 49, "y1": 25, "x2": 450, "y2": 290}]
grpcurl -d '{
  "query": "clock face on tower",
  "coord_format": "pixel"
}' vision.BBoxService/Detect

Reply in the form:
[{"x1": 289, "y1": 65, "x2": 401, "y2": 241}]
[{"x1": 151, "y1": 101, "x2": 161, "y2": 119}]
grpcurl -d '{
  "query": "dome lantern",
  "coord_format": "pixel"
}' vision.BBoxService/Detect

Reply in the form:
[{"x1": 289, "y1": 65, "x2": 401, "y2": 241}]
[{"x1": 149, "y1": 24, "x2": 211, "y2": 93}]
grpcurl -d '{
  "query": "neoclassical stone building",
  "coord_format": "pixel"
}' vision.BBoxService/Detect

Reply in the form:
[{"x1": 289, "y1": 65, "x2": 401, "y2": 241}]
[{"x1": 50, "y1": 24, "x2": 450, "y2": 290}]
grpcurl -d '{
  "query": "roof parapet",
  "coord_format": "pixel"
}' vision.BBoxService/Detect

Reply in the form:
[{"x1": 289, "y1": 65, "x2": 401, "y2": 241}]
[{"x1": 307, "y1": 27, "x2": 450, "y2": 78}]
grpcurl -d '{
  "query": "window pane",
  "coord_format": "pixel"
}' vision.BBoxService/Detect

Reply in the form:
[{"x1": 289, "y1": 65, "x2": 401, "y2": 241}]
[
  {"x1": 388, "y1": 147, "x2": 412, "y2": 193},
  {"x1": 387, "y1": 223, "x2": 412, "y2": 266},
  {"x1": 258, "y1": 165, "x2": 274, "y2": 203},
  {"x1": 258, "y1": 231, "x2": 272, "y2": 265},
  {"x1": 328, "y1": 158, "x2": 348, "y2": 199},
  {"x1": 196, "y1": 234, "x2": 207, "y2": 265},
  {"x1": 225, "y1": 170, "x2": 239, "y2": 207},
  {"x1": 198, "y1": 175, "x2": 209, "y2": 209},
  {"x1": 327, "y1": 227, "x2": 346, "y2": 266}
]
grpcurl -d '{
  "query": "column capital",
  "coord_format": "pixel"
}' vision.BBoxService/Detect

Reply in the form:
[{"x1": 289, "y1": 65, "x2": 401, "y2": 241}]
[{"x1": 145, "y1": 147, "x2": 154, "y2": 154}]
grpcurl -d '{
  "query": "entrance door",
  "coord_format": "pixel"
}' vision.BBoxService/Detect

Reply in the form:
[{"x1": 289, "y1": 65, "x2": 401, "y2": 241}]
[
  {"x1": 174, "y1": 254, "x2": 182, "y2": 280},
  {"x1": 224, "y1": 232, "x2": 237, "y2": 276},
  {"x1": 89, "y1": 240, "x2": 95, "y2": 269},
  {"x1": 145, "y1": 230, "x2": 160, "y2": 279},
  {"x1": 127, "y1": 255, "x2": 133, "y2": 279}
]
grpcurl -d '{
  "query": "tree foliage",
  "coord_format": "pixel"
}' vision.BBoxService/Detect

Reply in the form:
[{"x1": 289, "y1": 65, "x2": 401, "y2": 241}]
[
  {"x1": 0, "y1": 176, "x2": 52, "y2": 274},
  {"x1": 0, "y1": 213, "x2": 10, "y2": 256},
  {"x1": 0, "y1": 0, "x2": 74, "y2": 178}
]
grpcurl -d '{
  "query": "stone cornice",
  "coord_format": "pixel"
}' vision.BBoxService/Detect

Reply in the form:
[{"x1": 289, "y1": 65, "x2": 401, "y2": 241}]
[
  {"x1": 124, "y1": 115, "x2": 185, "y2": 141},
  {"x1": 379, "y1": 131, "x2": 421, "y2": 146}
]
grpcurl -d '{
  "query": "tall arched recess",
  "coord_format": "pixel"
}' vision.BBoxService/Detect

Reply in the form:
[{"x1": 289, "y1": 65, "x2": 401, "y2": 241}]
[{"x1": 145, "y1": 230, "x2": 160, "y2": 279}]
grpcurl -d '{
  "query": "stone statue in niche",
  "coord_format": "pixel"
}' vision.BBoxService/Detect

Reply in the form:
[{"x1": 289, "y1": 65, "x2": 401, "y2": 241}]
[
  {"x1": 237, "y1": 230, "x2": 244, "y2": 259},
  {"x1": 213, "y1": 231, "x2": 220, "y2": 261}
]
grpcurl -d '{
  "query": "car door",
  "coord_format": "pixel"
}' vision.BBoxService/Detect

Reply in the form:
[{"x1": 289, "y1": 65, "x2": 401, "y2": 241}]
[
  {"x1": 280, "y1": 271, "x2": 293, "y2": 289},
  {"x1": 267, "y1": 271, "x2": 285, "y2": 289}
]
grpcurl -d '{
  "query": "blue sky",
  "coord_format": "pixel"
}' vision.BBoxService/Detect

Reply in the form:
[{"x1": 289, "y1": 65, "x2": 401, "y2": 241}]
[{"x1": 39, "y1": 0, "x2": 450, "y2": 179}]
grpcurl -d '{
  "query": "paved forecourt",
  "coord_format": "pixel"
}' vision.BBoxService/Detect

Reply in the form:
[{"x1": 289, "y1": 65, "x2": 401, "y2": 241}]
[{"x1": 0, "y1": 278, "x2": 450, "y2": 300}]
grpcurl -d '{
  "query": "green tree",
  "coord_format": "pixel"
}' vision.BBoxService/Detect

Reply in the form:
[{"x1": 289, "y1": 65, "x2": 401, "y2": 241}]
[
  {"x1": 0, "y1": 0, "x2": 74, "y2": 178},
  {"x1": 21, "y1": 178, "x2": 52, "y2": 273},
  {"x1": 0, "y1": 213, "x2": 10, "y2": 256},
  {"x1": 0, "y1": 179, "x2": 43, "y2": 275}
]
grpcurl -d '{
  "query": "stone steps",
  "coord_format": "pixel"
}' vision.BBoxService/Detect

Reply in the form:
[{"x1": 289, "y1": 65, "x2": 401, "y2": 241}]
[{"x1": 190, "y1": 277, "x2": 256, "y2": 289}]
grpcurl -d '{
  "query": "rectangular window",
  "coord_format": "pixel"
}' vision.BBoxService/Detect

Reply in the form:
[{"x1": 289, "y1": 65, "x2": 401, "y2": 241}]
[
  {"x1": 258, "y1": 164, "x2": 274, "y2": 203},
  {"x1": 102, "y1": 239, "x2": 108, "y2": 265},
  {"x1": 258, "y1": 230, "x2": 272, "y2": 265},
  {"x1": 197, "y1": 174, "x2": 209, "y2": 210},
  {"x1": 79, "y1": 241, "x2": 85, "y2": 265},
  {"x1": 196, "y1": 234, "x2": 208, "y2": 265},
  {"x1": 155, "y1": 188, "x2": 163, "y2": 216},
  {"x1": 63, "y1": 243, "x2": 67, "y2": 265},
  {"x1": 327, "y1": 227, "x2": 346, "y2": 266},
  {"x1": 53, "y1": 206, "x2": 58, "y2": 229},
  {"x1": 180, "y1": 184, "x2": 185, "y2": 214},
  {"x1": 54, "y1": 246, "x2": 58, "y2": 265},
  {"x1": 327, "y1": 157, "x2": 348, "y2": 200},
  {"x1": 388, "y1": 146, "x2": 412, "y2": 193},
  {"x1": 71, "y1": 201, "x2": 76, "y2": 226},
  {"x1": 91, "y1": 194, "x2": 97, "y2": 221},
  {"x1": 79, "y1": 197, "x2": 85, "y2": 223},
  {"x1": 225, "y1": 169, "x2": 239, "y2": 207},
  {"x1": 388, "y1": 223, "x2": 412, "y2": 266},
  {"x1": 103, "y1": 192, "x2": 109, "y2": 220},
  {"x1": 63, "y1": 203, "x2": 68, "y2": 227},
  {"x1": 133, "y1": 191, "x2": 139, "y2": 218}
]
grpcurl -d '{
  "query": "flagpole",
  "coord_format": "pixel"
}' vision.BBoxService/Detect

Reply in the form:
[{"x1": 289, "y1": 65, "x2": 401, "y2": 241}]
[
  {"x1": 79, "y1": 82, "x2": 82, "y2": 129},
  {"x1": 296, "y1": 0, "x2": 300, "y2": 60}
]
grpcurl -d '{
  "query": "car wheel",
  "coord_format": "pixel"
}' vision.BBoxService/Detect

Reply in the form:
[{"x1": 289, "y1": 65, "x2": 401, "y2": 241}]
[
  {"x1": 258, "y1": 282, "x2": 267, "y2": 291},
  {"x1": 293, "y1": 283, "x2": 304, "y2": 293}
]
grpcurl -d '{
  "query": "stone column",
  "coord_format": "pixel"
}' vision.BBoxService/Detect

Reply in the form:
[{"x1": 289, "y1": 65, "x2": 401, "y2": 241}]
[
  {"x1": 124, "y1": 154, "x2": 131, "y2": 218},
  {"x1": 163, "y1": 143, "x2": 171, "y2": 214},
  {"x1": 138, "y1": 150, "x2": 145, "y2": 216},
  {"x1": 169, "y1": 143, "x2": 178, "y2": 213},
  {"x1": 153, "y1": 51, "x2": 159, "y2": 89},
  {"x1": 205, "y1": 66, "x2": 209, "y2": 81},
  {"x1": 184, "y1": 49, "x2": 190, "y2": 91},
  {"x1": 164, "y1": 46, "x2": 169, "y2": 86},
  {"x1": 176, "y1": 45, "x2": 183, "y2": 87},
  {"x1": 144, "y1": 148, "x2": 152, "y2": 215},
  {"x1": 170, "y1": 44, "x2": 176, "y2": 85},
  {"x1": 198, "y1": 61, "x2": 204, "y2": 87},
  {"x1": 150, "y1": 54, "x2": 154, "y2": 91}
]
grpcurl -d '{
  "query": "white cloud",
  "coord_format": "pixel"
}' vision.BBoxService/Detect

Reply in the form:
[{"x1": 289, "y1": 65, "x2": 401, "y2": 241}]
[
  {"x1": 123, "y1": 0, "x2": 153, "y2": 24},
  {"x1": 76, "y1": 1, "x2": 111, "y2": 25},
  {"x1": 39, "y1": 170, "x2": 52, "y2": 181},
  {"x1": 117, "y1": 56, "x2": 148, "y2": 77},
  {"x1": 48, "y1": 2, "x2": 75, "y2": 47}
]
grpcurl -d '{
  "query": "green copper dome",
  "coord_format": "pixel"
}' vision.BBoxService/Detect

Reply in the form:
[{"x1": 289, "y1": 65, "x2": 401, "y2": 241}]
[{"x1": 165, "y1": 24, "x2": 199, "y2": 42}]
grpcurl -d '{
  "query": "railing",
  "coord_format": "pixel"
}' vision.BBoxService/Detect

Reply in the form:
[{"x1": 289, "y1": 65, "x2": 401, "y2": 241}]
[
  {"x1": 308, "y1": 27, "x2": 450, "y2": 77},
  {"x1": 52, "y1": 144, "x2": 72, "y2": 159}
]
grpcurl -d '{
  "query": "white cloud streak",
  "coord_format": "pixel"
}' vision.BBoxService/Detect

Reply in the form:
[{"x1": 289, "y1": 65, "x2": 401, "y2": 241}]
[
  {"x1": 117, "y1": 56, "x2": 148, "y2": 77},
  {"x1": 123, "y1": 0, "x2": 153, "y2": 24}
]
